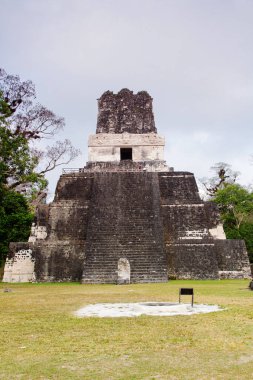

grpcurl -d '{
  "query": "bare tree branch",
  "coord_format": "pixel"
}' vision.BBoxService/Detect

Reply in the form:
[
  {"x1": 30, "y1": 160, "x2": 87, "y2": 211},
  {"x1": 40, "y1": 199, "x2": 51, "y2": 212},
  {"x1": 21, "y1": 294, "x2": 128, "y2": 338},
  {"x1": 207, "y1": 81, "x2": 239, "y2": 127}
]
[
  {"x1": 0, "y1": 68, "x2": 35, "y2": 114},
  {"x1": 12, "y1": 104, "x2": 65, "y2": 139},
  {"x1": 200, "y1": 162, "x2": 240, "y2": 197},
  {"x1": 0, "y1": 69, "x2": 64, "y2": 140},
  {"x1": 39, "y1": 140, "x2": 81, "y2": 174}
]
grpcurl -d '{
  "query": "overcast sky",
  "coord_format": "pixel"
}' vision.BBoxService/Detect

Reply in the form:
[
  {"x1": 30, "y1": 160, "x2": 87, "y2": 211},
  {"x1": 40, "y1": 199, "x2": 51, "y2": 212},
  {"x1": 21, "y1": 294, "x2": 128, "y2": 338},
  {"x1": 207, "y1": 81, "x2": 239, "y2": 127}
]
[{"x1": 1, "y1": 0, "x2": 253, "y2": 198}]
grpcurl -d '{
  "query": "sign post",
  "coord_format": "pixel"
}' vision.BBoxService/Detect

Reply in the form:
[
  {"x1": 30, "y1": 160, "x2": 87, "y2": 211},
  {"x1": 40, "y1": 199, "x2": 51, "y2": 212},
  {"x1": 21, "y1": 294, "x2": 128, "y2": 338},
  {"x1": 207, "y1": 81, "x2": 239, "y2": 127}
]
[{"x1": 179, "y1": 288, "x2": 194, "y2": 307}]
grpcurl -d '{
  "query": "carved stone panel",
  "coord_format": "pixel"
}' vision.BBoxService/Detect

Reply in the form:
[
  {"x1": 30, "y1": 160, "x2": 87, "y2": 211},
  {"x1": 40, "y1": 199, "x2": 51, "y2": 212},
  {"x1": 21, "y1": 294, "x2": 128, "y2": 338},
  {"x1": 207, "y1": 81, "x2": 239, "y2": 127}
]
[{"x1": 117, "y1": 258, "x2": 130, "y2": 284}]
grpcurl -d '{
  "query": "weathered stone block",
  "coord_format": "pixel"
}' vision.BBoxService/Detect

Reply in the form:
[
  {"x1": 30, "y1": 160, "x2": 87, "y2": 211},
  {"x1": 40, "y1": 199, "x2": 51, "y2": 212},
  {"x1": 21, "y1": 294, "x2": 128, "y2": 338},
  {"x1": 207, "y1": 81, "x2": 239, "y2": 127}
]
[{"x1": 166, "y1": 241, "x2": 219, "y2": 280}]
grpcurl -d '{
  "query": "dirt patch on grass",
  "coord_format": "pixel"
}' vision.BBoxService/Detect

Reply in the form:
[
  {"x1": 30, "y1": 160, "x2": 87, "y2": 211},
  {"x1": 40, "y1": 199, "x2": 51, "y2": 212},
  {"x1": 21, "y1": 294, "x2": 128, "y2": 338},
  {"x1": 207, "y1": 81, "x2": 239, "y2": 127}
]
[{"x1": 75, "y1": 302, "x2": 223, "y2": 317}]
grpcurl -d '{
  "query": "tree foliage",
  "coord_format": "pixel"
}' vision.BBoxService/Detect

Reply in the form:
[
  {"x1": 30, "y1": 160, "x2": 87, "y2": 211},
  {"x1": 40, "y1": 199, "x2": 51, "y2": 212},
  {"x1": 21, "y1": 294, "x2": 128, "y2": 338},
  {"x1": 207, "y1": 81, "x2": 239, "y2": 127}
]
[
  {"x1": 0, "y1": 123, "x2": 40, "y2": 189},
  {"x1": 0, "y1": 68, "x2": 80, "y2": 200},
  {"x1": 0, "y1": 188, "x2": 33, "y2": 265},
  {"x1": 213, "y1": 183, "x2": 253, "y2": 262}
]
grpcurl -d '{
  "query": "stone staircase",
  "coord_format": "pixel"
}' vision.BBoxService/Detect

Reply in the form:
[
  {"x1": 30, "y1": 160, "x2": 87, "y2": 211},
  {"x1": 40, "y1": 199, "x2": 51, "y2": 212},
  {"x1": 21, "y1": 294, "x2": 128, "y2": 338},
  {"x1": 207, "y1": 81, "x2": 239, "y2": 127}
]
[{"x1": 82, "y1": 172, "x2": 168, "y2": 283}]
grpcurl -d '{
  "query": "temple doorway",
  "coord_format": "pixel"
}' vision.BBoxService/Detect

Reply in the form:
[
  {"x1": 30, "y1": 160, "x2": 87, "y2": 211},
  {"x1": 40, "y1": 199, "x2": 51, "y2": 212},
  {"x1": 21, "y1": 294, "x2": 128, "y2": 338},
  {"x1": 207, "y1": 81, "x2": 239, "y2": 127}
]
[{"x1": 120, "y1": 148, "x2": 132, "y2": 160}]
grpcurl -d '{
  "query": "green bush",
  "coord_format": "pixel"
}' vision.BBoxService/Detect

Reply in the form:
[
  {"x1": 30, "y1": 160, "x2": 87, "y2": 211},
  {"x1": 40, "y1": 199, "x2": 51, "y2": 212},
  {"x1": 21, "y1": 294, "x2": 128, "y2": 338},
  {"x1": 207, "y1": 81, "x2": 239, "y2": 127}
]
[{"x1": 0, "y1": 188, "x2": 33, "y2": 265}]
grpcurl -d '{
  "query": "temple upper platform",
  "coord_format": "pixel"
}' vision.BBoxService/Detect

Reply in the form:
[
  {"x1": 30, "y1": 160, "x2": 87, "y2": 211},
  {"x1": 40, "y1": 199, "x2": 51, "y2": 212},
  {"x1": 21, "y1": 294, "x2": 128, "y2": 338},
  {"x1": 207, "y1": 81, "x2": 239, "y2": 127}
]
[{"x1": 89, "y1": 89, "x2": 166, "y2": 166}]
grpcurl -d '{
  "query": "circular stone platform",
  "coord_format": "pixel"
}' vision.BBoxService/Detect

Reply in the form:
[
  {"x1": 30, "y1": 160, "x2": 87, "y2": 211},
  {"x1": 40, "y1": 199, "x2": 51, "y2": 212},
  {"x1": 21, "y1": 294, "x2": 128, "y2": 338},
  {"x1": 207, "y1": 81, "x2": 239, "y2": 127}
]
[{"x1": 75, "y1": 302, "x2": 223, "y2": 318}]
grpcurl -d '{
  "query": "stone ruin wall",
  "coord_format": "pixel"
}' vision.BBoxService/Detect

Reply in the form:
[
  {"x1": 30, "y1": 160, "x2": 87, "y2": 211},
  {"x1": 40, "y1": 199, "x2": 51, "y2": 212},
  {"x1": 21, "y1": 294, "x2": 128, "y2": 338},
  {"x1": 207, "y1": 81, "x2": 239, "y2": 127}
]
[
  {"x1": 82, "y1": 172, "x2": 168, "y2": 283},
  {"x1": 84, "y1": 160, "x2": 169, "y2": 172},
  {"x1": 159, "y1": 172, "x2": 251, "y2": 279},
  {"x1": 3, "y1": 171, "x2": 251, "y2": 282},
  {"x1": 96, "y1": 89, "x2": 157, "y2": 134},
  {"x1": 3, "y1": 246, "x2": 35, "y2": 283},
  {"x1": 3, "y1": 175, "x2": 93, "y2": 282}
]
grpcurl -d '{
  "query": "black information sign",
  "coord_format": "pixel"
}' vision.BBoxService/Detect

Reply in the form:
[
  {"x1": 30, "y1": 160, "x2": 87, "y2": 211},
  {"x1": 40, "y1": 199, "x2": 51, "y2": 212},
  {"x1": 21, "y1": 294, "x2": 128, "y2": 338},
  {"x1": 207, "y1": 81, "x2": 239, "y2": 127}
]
[{"x1": 179, "y1": 288, "x2": 194, "y2": 307}]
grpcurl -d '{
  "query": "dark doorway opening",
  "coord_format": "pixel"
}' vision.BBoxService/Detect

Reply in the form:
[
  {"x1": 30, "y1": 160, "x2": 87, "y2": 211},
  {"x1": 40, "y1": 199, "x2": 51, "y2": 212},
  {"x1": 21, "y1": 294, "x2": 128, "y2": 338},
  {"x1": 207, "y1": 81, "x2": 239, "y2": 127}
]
[{"x1": 120, "y1": 148, "x2": 132, "y2": 160}]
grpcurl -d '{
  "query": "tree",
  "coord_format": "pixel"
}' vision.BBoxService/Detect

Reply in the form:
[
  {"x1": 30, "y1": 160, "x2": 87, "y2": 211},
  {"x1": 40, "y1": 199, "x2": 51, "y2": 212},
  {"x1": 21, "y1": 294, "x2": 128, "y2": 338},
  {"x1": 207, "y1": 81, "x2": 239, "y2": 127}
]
[
  {"x1": 0, "y1": 68, "x2": 80, "y2": 199},
  {"x1": 0, "y1": 68, "x2": 80, "y2": 264},
  {"x1": 213, "y1": 183, "x2": 253, "y2": 262},
  {"x1": 201, "y1": 162, "x2": 240, "y2": 197},
  {"x1": 0, "y1": 188, "x2": 33, "y2": 266}
]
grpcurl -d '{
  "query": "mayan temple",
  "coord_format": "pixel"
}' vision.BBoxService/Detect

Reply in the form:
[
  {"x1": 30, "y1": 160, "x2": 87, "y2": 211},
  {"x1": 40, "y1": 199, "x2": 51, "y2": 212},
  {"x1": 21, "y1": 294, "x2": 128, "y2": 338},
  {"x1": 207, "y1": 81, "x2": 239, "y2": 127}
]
[{"x1": 3, "y1": 89, "x2": 251, "y2": 283}]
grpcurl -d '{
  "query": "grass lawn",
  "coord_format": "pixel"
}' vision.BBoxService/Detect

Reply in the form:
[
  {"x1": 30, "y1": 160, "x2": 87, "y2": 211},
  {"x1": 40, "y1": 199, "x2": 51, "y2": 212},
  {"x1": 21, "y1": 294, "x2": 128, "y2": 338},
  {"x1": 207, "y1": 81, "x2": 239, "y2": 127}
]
[{"x1": 0, "y1": 280, "x2": 252, "y2": 380}]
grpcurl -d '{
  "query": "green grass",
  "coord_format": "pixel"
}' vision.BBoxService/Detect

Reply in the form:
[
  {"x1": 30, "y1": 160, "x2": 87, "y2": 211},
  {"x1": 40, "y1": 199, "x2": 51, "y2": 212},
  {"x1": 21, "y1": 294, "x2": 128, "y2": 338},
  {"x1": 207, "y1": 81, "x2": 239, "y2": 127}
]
[{"x1": 0, "y1": 280, "x2": 252, "y2": 380}]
